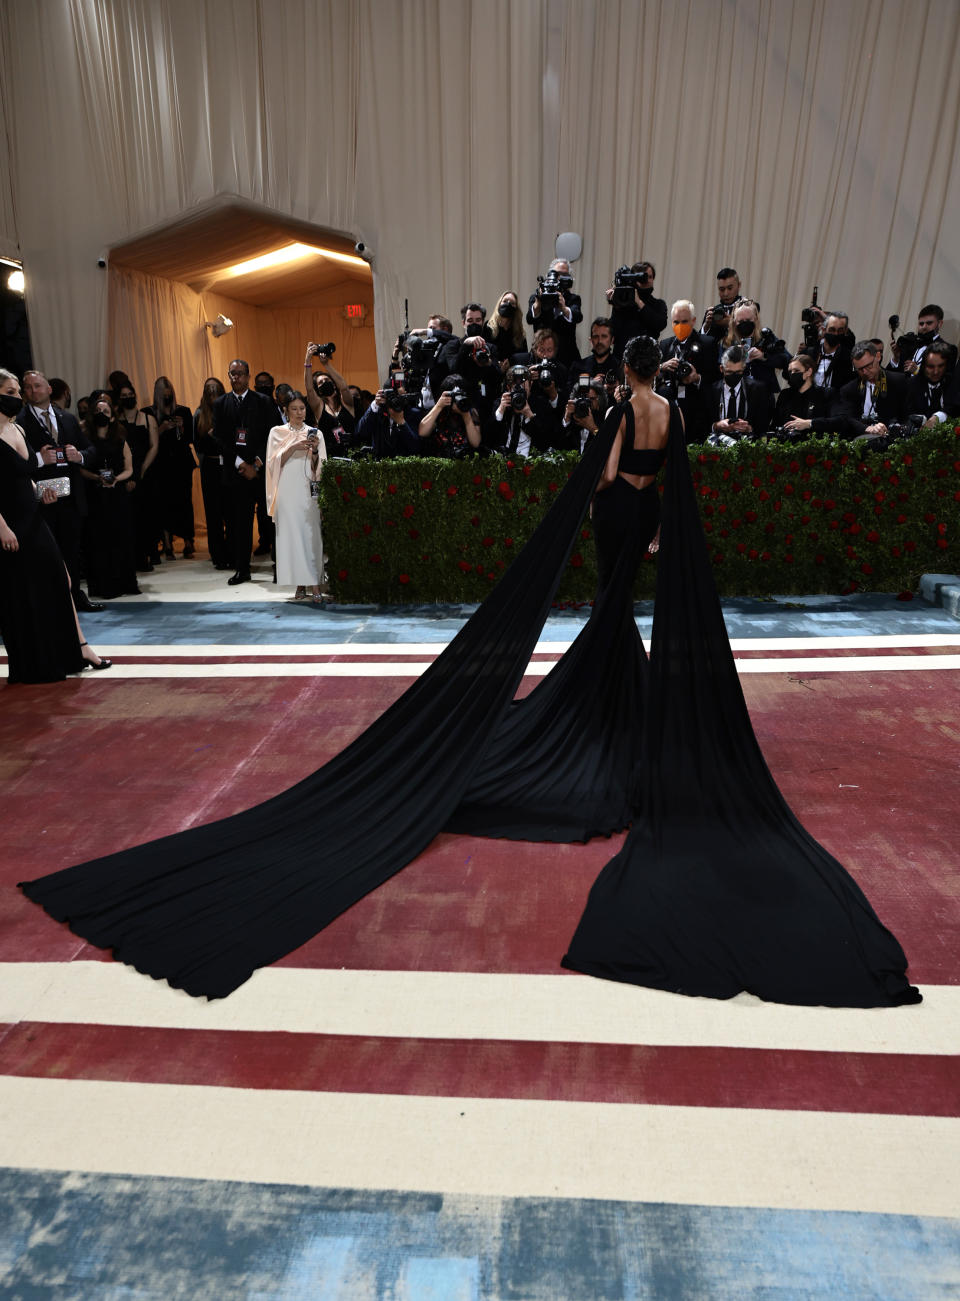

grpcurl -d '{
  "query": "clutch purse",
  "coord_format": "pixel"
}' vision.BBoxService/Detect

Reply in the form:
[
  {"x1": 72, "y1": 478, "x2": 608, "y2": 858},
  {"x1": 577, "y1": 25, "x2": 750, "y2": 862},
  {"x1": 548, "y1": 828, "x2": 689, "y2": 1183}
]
[{"x1": 34, "y1": 476, "x2": 71, "y2": 499}]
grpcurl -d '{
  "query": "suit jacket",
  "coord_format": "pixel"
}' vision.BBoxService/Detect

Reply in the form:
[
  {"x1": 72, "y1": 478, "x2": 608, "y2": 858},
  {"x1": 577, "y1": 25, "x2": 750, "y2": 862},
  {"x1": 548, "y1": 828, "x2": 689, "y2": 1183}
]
[
  {"x1": 905, "y1": 374, "x2": 960, "y2": 421},
  {"x1": 609, "y1": 293, "x2": 667, "y2": 357},
  {"x1": 212, "y1": 389, "x2": 279, "y2": 479},
  {"x1": 525, "y1": 291, "x2": 582, "y2": 367},
  {"x1": 709, "y1": 377, "x2": 773, "y2": 439},
  {"x1": 888, "y1": 335, "x2": 958, "y2": 374},
  {"x1": 17, "y1": 405, "x2": 94, "y2": 516},
  {"x1": 815, "y1": 346, "x2": 854, "y2": 391},
  {"x1": 833, "y1": 370, "x2": 911, "y2": 438},
  {"x1": 659, "y1": 331, "x2": 720, "y2": 386}
]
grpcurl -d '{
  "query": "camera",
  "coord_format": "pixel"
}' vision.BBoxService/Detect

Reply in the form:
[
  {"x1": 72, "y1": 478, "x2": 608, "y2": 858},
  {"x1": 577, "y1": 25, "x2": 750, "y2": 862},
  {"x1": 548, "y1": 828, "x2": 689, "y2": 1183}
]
[
  {"x1": 506, "y1": 365, "x2": 529, "y2": 412},
  {"x1": 674, "y1": 357, "x2": 694, "y2": 382},
  {"x1": 472, "y1": 340, "x2": 493, "y2": 365},
  {"x1": 536, "y1": 270, "x2": 563, "y2": 313},
  {"x1": 707, "y1": 302, "x2": 729, "y2": 327},
  {"x1": 448, "y1": 387, "x2": 471, "y2": 413},
  {"x1": 896, "y1": 331, "x2": 920, "y2": 360},
  {"x1": 871, "y1": 414, "x2": 924, "y2": 451},
  {"x1": 531, "y1": 361, "x2": 557, "y2": 390},
  {"x1": 758, "y1": 327, "x2": 786, "y2": 356},
  {"x1": 312, "y1": 342, "x2": 336, "y2": 359},
  {"x1": 611, "y1": 264, "x2": 649, "y2": 311},
  {"x1": 572, "y1": 375, "x2": 593, "y2": 419},
  {"x1": 768, "y1": 425, "x2": 806, "y2": 443},
  {"x1": 99, "y1": 468, "x2": 115, "y2": 484},
  {"x1": 801, "y1": 286, "x2": 820, "y2": 350}
]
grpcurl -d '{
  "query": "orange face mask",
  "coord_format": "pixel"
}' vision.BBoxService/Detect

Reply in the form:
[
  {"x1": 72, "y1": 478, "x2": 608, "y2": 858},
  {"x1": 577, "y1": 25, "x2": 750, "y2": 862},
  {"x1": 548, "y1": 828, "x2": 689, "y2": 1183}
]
[{"x1": 673, "y1": 321, "x2": 693, "y2": 342}]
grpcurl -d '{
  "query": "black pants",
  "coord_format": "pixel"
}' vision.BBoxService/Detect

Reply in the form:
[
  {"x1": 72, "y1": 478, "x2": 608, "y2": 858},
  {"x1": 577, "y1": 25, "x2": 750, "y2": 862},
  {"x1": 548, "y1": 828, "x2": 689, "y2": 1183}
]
[
  {"x1": 200, "y1": 459, "x2": 228, "y2": 565},
  {"x1": 227, "y1": 471, "x2": 269, "y2": 574}
]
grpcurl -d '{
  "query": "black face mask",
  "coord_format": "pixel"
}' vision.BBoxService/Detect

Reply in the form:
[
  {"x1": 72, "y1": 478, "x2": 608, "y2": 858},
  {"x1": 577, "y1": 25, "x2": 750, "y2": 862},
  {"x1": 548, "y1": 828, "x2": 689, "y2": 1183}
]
[
  {"x1": 254, "y1": 384, "x2": 274, "y2": 396},
  {"x1": 723, "y1": 372, "x2": 742, "y2": 388},
  {"x1": 464, "y1": 323, "x2": 484, "y2": 337},
  {"x1": 917, "y1": 329, "x2": 937, "y2": 346},
  {"x1": 0, "y1": 393, "x2": 22, "y2": 417},
  {"x1": 823, "y1": 333, "x2": 844, "y2": 348},
  {"x1": 499, "y1": 302, "x2": 516, "y2": 317},
  {"x1": 786, "y1": 371, "x2": 805, "y2": 390},
  {"x1": 735, "y1": 320, "x2": 754, "y2": 339},
  {"x1": 121, "y1": 395, "x2": 138, "y2": 411},
  {"x1": 93, "y1": 411, "x2": 110, "y2": 428}
]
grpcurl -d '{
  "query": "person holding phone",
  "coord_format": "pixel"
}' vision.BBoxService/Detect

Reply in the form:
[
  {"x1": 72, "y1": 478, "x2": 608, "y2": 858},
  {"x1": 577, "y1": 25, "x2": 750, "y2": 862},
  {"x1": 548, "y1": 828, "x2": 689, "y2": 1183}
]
[{"x1": 265, "y1": 392, "x2": 327, "y2": 604}]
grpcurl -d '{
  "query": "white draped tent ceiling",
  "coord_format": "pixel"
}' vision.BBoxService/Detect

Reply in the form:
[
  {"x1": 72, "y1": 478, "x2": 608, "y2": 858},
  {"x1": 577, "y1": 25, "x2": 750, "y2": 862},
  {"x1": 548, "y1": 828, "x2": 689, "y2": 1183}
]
[{"x1": 1, "y1": 0, "x2": 958, "y2": 405}]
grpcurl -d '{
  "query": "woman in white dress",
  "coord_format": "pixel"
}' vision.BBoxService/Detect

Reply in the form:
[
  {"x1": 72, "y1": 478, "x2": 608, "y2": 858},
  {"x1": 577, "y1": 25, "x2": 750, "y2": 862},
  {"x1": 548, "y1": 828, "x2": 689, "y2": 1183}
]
[{"x1": 265, "y1": 393, "x2": 327, "y2": 603}]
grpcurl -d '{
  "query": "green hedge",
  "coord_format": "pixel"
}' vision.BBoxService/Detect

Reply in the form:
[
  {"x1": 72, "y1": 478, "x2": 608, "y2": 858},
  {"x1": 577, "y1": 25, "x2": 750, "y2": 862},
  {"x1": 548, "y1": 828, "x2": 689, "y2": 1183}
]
[{"x1": 318, "y1": 426, "x2": 960, "y2": 604}]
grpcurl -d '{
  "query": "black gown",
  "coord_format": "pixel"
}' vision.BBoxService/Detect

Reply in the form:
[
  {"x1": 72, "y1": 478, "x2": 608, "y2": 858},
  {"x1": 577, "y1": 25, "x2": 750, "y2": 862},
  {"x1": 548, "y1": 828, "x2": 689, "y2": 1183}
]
[
  {"x1": 0, "y1": 435, "x2": 85, "y2": 683},
  {"x1": 85, "y1": 436, "x2": 139, "y2": 599},
  {"x1": 18, "y1": 402, "x2": 920, "y2": 1007}
]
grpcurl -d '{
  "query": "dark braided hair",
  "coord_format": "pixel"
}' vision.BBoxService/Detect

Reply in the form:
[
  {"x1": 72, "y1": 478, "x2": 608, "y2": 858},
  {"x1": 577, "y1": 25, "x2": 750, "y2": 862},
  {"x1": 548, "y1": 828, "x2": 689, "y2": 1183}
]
[{"x1": 622, "y1": 335, "x2": 661, "y2": 381}]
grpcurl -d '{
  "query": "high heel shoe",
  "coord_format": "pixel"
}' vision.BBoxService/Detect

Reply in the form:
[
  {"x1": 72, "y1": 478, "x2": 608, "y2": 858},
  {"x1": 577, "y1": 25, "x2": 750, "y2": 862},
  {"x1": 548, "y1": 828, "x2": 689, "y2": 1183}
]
[{"x1": 79, "y1": 641, "x2": 112, "y2": 671}]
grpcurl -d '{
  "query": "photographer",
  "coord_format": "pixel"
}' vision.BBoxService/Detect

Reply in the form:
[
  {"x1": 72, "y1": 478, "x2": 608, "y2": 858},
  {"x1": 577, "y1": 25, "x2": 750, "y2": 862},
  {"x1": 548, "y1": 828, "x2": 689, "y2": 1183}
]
[
  {"x1": 526, "y1": 258, "x2": 582, "y2": 366},
  {"x1": 561, "y1": 376, "x2": 607, "y2": 454},
  {"x1": 657, "y1": 299, "x2": 719, "y2": 443},
  {"x1": 702, "y1": 267, "x2": 744, "y2": 342},
  {"x1": 355, "y1": 373, "x2": 423, "y2": 459},
  {"x1": 605, "y1": 260, "x2": 667, "y2": 357},
  {"x1": 773, "y1": 354, "x2": 834, "y2": 435},
  {"x1": 512, "y1": 328, "x2": 570, "y2": 396},
  {"x1": 488, "y1": 290, "x2": 528, "y2": 362},
  {"x1": 812, "y1": 314, "x2": 854, "y2": 392},
  {"x1": 833, "y1": 340, "x2": 911, "y2": 441},
  {"x1": 723, "y1": 300, "x2": 791, "y2": 394},
  {"x1": 890, "y1": 304, "x2": 958, "y2": 375},
  {"x1": 906, "y1": 342, "x2": 960, "y2": 426},
  {"x1": 304, "y1": 343, "x2": 355, "y2": 454},
  {"x1": 417, "y1": 374, "x2": 481, "y2": 458},
  {"x1": 708, "y1": 346, "x2": 773, "y2": 444},
  {"x1": 487, "y1": 366, "x2": 562, "y2": 457},
  {"x1": 575, "y1": 317, "x2": 617, "y2": 381},
  {"x1": 397, "y1": 315, "x2": 455, "y2": 409},
  {"x1": 435, "y1": 305, "x2": 501, "y2": 422}
]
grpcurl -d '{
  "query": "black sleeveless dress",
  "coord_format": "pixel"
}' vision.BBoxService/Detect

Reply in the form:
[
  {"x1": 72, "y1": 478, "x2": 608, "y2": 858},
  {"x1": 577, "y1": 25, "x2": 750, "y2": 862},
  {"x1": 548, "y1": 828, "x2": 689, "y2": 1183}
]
[
  {"x1": 18, "y1": 401, "x2": 920, "y2": 1007},
  {"x1": 0, "y1": 436, "x2": 85, "y2": 683}
]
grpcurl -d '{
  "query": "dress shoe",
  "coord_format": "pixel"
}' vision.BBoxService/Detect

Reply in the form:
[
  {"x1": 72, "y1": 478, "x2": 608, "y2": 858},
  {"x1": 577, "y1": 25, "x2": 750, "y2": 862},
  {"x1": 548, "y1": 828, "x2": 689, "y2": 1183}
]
[
  {"x1": 213, "y1": 561, "x2": 232, "y2": 571},
  {"x1": 79, "y1": 642, "x2": 112, "y2": 671},
  {"x1": 227, "y1": 572, "x2": 251, "y2": 586},
  {"x1": 75, "y1": 593, "x2": 105, "y2": 613}
]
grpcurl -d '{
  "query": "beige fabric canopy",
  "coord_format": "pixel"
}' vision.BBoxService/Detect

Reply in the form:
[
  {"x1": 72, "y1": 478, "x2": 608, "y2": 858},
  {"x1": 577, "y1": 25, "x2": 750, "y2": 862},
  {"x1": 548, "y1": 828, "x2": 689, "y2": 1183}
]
[{"x1": 1, "y1": 0, "x2": 958, "y2": 404}]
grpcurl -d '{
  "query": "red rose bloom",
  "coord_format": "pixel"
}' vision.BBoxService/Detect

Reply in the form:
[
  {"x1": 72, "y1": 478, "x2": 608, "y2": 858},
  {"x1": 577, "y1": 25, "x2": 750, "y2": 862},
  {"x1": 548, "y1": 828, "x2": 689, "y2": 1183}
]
[
  {"x1": 398, "y1": 573, "x2": 410, "y2": 584},
  {"x1": 387, "y1": 483, "x2": 397, "y2": 495},
  {"x1": 482, "y1": 536, "x2": 494, "y2": 547},
  {"x1": 421, "y1": 480, "x2": 433, "y2": 491},
  {"x1": 504, "y1": 537, "x2": 514, "y2": 547},
  {"x1": 570, "y1": 553, "x2": 584, "y2": 567},
  {"x1": 447, "y1": 485, "x2": 458, "y2": 497},
  {"x1": 356, "y1": 486, "x2": 368, "y2": 498},
  {"x1": 408, "y1": 528, "x2": 419, "y2": 539},
  {"x1": 402, "y1": 504, "x2": 415, "y2": 518},
  {"x1": 369, "y1": 553, "x2": 381, "y2": 564},
  {"x1": 458, "y1": 560, "x2": 472, "y2": 572},
  {"x1": 337, "y1": 568, "x2": 348, "y2": 580}
]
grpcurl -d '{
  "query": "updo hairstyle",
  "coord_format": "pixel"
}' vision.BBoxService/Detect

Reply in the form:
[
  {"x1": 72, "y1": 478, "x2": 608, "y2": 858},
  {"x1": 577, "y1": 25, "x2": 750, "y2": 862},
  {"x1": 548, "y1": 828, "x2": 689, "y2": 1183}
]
[{"x1": 622, "y1": 335, "x2": 661, "y2": 381}]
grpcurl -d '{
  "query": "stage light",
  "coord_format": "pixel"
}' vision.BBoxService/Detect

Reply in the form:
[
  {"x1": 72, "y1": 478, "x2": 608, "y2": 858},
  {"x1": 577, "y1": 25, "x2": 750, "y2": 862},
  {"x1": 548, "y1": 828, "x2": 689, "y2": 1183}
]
[
  {"x1": 7, "y1": 269, "x2": 24, "y2": 294},
  {"x1": 220, "y1": 243, "x2": 369, "y2": 279}
]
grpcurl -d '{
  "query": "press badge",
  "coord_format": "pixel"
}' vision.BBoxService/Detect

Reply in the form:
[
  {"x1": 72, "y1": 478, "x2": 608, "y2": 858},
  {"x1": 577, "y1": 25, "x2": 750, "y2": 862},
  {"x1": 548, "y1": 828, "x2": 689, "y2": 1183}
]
[{"x1": 236, "y1": 428, "x2": 247, "y2": 447}]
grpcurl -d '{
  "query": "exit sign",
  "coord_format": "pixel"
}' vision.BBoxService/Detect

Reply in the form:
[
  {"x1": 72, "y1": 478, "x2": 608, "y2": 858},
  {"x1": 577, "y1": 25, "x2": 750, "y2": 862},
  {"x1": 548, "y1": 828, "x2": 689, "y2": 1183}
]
[{"x1": 344, "y1": 304, "x2": 365, "y2": 319}]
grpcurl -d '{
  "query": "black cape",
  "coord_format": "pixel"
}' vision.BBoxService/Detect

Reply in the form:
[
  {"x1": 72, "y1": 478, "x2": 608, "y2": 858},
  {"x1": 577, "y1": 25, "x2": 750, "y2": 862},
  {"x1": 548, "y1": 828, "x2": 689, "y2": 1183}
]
[{"x1": 19, "y1": 404, "x2": 920, "y2": 1007}]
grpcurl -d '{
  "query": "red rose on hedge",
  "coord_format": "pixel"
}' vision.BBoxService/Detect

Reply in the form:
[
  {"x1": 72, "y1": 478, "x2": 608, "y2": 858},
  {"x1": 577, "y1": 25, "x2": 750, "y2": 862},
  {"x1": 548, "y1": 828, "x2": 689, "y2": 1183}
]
[
  {"x1": 458, "y1": 560, "x2": 472, "y2": 572},
  {"x1": 387, "y1": 483, "x2": 397, "y2": 494},
  {"x1": 482, "y1": 536, "x2": 494, "y2": 547},
  {"x1": 408, "y1": 528, "x2": 419, "y2": 539},
  {"x1": 338, "y1": 568, "x2": 348, "y2": 580},
  {"x1": 447, "y1": 485, "x2": 458, "y2": 497},
  {"x1": 570, "y1": 553, "x2": 584, "y2": 567},
  {"x1": 356, "y1": 486, "x2": 368, "y2": 498},
  {"x1": 398, "y1": 573, "x2": 410, "y2": 584},
  {"x1": 421, "y1": 480, "x2": 433, "y2": 491},
  {"x1": 402, "y1": 504, "x2": 415, "y2": 518},
  {"x1": 369, "y1": 553, "x2": 381, "y2": 564},
  {"x1": 504, "y1": 537, "x2": 514, "y2": 546}
]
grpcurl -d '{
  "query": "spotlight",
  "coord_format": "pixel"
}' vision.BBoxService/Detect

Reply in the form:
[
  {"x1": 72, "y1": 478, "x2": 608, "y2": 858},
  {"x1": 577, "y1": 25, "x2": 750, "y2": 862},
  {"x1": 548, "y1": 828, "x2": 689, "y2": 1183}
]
[{"x1": 7, "y1": 269, "x2": 24, "y2": 294}]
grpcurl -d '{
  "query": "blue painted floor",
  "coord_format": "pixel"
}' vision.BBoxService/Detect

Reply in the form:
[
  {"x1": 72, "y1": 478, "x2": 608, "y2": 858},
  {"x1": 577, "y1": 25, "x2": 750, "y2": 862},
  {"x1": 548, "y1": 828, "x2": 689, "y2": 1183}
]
[
  {"x1": 76, "y1": 592, "x2": 960, "y2": 646},
  {"x1": 2, "y1": 1169, "x2": 958, "y2": 1301}
]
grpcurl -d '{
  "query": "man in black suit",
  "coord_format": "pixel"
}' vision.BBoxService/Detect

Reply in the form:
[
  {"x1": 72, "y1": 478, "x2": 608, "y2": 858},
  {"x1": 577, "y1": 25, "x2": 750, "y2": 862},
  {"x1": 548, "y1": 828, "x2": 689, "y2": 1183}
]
[
  {"x1": 892, "y1": 303, "x2": 958, "y2": 376},
  {"x1": 906, "y1": 342, "x2": 960, "y2": 426},
  {"x1": 812, "y1": 314, "x2": 855, "y2": 393},
  {"x1": 212, "y1": 359, "x2": 280, "y2": 585},
  {"x1": 708, "y1": 345, "x2": 773, "y2": 444},
  {"x1": 834, "y1": 340, "x2": 911, "y2": 440},
  {"x1": 19, "y1": 369, "x2": 102, "y2": 611},
  {"x1": 657, "y1": 299, "x2": 720, "y2": 443},
  {"x1": 574, "y1": 317, "x2": 618, "y2": 382}
]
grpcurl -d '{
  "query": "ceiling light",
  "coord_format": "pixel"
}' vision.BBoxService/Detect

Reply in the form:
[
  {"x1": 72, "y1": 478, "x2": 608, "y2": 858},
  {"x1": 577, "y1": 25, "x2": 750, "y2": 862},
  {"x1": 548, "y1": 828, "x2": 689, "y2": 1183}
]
[
  {"x1": 7, "y1": 269, "x2": 24, "y2": 294},
  {"x1": 220, "y1": 243, "x2": 368, "y2": 279}
]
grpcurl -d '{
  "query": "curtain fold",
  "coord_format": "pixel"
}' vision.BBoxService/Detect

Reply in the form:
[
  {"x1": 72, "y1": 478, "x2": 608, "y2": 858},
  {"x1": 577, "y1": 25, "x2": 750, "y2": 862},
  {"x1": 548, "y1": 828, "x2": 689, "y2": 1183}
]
[{"x1": 4, "y1": 0, "x2": 959, "y2": 394}]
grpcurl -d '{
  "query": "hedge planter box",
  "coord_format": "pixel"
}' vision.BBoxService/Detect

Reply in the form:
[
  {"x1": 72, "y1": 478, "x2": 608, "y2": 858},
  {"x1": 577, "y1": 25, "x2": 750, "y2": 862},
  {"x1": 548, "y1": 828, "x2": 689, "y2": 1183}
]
[{"x1": 318, "y1": 426, "x2": 960, "y2": 605}]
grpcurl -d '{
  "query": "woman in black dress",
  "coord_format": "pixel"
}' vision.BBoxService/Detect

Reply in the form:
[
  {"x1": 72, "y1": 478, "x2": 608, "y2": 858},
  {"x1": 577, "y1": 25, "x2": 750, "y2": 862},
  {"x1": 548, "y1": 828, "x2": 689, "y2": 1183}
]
[
  {"x1": 193, "y1": 377, "x2": 228, "y2": 568},
  {"x1": 147, "y1": 376, "x2": 197, "y2": 558},
  {"x1": 0, "y1": 369, "x2": 110, "y2": 681},
  {"x1": 81, "y1": 395, "x2": 140, "y2": 599},
  {"x1": 115, "y1": 381, "x2": 159, "y2": 570},
  {"x1": 18, "y1": 340, "x2": 919, "y2": 1008}
]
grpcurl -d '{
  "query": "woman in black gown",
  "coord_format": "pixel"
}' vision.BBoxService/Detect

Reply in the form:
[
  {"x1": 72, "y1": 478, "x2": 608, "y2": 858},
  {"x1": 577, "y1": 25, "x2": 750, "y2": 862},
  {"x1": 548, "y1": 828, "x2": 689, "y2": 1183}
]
[
  {"x1": 81, "y1": 396, "x2": 140, "y2": 600},
  {"x1": 115, "y1": 381, "x2": 159, "y2": 571},
  {"x1": 18, "y1": 340, "x2": 920, "y2": 1008},
  {"x1": 146, "y1": 377, "x2": 197, "y2": 558},
  {"x1": 0, "y1": 369, "x2": 110, "y2": 682}
]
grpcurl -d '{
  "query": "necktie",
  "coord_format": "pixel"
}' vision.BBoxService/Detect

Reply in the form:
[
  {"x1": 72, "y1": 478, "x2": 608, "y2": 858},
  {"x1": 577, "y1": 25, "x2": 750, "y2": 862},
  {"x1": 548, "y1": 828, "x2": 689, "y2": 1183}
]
[
  {"x1": 43, "y1": 409, "x2": 56, "y2": 442},
  {"x1": 508, "y1": 416, "x2": 520, "y2": 453},
  {"x1": 726, "y1": 388, "x2": 737, "y2": 422}
]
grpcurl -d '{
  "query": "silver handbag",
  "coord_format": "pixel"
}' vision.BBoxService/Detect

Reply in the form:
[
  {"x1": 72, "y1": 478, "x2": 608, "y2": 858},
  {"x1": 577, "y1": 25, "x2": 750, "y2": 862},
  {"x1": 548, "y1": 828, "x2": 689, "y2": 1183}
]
[{"x1": 34, "y1": 476, "x2": 71, "y2": 499}]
